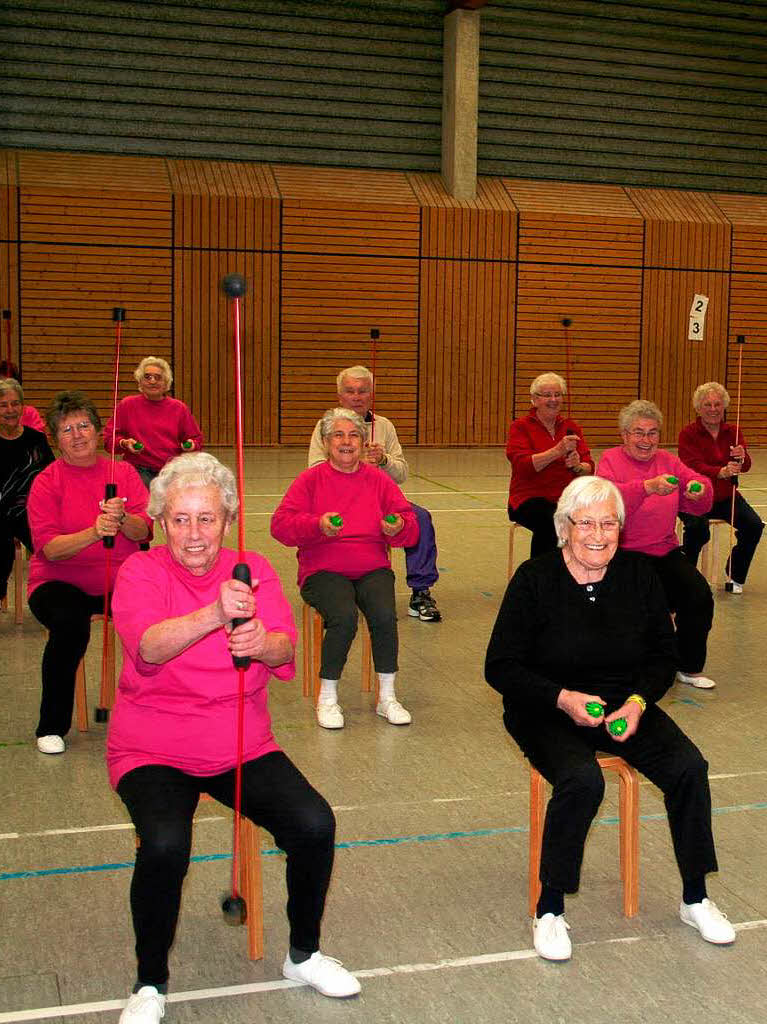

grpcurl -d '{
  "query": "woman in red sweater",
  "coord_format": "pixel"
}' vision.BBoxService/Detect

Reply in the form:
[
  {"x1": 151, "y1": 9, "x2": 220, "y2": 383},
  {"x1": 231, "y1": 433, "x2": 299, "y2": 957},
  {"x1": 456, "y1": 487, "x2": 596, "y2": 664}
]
[
  {"x1": 271, "y1": 408, "x2": 418, "y2": 731},
  {"x1": 678, "y1": 381, "x2": 763, "y2": 593}
]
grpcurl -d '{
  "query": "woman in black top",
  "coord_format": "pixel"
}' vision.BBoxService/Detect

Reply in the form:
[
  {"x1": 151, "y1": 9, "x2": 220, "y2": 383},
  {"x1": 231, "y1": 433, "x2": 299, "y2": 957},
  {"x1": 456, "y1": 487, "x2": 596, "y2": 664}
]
[
  {"x1": 485, "y1": 476, "x2": 734, "y2": 961},
  {"x1": 0, "y1": 379, "x2": 54, "y2": 603}
]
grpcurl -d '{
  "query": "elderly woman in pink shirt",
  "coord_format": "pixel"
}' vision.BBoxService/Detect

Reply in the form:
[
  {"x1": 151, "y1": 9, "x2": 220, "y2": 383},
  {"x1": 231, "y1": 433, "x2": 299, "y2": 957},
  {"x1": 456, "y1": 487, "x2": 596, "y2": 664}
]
[
  {"x1": 27, "y1": 390, "x2": 151, "y2": 755},
  {"x1": 598, "y1": 400, "x2": 715, "y2": 689},
  {"x1": 108, "y1": 452, "x2": 360, "y2": 1023},
  {"x1": 271, "y1": 407, "x2": 419, "y2": 730}
]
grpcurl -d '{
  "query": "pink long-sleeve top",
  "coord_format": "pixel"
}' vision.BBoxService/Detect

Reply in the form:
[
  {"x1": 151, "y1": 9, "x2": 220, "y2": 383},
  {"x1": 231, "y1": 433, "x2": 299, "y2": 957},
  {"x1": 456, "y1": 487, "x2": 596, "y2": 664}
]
[
  {"x1": 678, "y1": 418, "x2": 752, "y2": 504},
  {"x1": 21, "y1": 405, "x2": 45, "y2": 432},
  {"x1": 103, "y1": 394, "x2": 204, "y2": 473},
  {"x1": 27, "y1": 457, "x2": 152, "y2": 597},
  {"x1": 270, "y1": 460, "x2": 419, "y2": 588},
  {"x1": 597, "y1": 446, "x2": 713, "y2": 557},
  {"x1": 106, "y1": 546, "x2": 296, "y2": 788},
  {"x1": 506, "y1": 411, "x2": 593, "y2": 509}
]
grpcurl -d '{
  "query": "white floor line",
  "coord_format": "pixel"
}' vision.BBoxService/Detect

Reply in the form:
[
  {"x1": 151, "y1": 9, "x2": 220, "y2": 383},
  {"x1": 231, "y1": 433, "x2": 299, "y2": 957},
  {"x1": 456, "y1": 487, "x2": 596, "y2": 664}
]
[{"x1": 5, "y1": 925, "x2": 767, "y2": 1023}]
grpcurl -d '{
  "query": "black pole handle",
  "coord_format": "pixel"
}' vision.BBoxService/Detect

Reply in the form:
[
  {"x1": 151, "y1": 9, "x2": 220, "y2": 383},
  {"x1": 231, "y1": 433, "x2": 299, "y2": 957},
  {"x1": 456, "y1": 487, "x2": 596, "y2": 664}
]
[
  {"x1": 103, "y1": 483, "x2": 117, "y2": 549},
  {"x1": 231, "y1": 562, "x2": 252, "y2": 669}
]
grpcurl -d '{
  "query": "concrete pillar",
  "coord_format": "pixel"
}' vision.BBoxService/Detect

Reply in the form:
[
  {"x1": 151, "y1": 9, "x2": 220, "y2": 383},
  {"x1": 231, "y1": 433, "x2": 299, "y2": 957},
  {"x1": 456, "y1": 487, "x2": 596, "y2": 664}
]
[{"x1": 442, "y1": 8, "x2": 480, "y2": 201}]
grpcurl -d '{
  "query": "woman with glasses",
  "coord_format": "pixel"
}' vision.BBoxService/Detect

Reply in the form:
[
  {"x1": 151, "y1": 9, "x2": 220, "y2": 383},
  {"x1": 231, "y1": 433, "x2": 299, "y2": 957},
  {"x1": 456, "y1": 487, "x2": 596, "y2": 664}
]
[
  {"x1": 486, "y1": 476, "x2": 735, "y2": 962},
  {"x1": 103, "y1": 357, "x2": 204, "y2": 490},
  {"x1": 26, "y1": 391, "x2": 152, "y2": 754},
  {"x1": 506, "y1": 372, "x2": 593, "y2": 557},
  {"x1": 598, "y1": 400, "x2": 715, "y2": 689}
]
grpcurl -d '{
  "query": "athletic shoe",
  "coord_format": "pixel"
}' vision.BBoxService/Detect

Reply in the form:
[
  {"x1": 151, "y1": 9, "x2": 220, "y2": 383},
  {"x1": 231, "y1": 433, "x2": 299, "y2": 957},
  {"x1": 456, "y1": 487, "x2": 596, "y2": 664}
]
[
  {"x1": 676, "y1": 671, "x2": 716, "y2": 690},
  {"x1": 375, "y1": 698, "x2": 412, "y2": 725},
  {"x1": 728, "y1": 582, "x2": 744, "y2": 594},
  {"x1": 408, "y1": 589, "x2": 442, "y2": 622},
  {"x1": 316, "y1": 702, "x2": 344, "y2": 729},
  {"x1": 680, "y1": 898, "x2": 736, "y2": 944},
  {"x1": 533, "y1": 913, "x2": 572, "y2": 961},
  {"x1": 282, "y1": 951, "x2": 361, "y2": 997},
  {"x1": 119, "y1": 986, "x2": 166, "y2": 1023},
  {"x1": 36, "y1": 735, "x2": 65, "y2": 755}
]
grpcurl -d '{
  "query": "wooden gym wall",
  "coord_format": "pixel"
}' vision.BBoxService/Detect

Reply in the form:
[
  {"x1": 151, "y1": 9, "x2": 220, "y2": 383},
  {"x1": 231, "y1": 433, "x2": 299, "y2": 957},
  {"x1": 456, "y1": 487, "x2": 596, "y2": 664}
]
[{"x1": 1, "y1": 149, "x2": 766, "y2": 447}]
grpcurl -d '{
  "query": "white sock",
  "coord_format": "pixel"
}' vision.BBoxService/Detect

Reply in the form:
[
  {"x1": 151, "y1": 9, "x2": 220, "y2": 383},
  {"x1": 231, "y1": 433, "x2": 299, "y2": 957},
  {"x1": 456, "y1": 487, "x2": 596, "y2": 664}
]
[
  {"x1": 318, "y1": 679, "x2": 338, "y2": 704},
  {"x1": 377, "y1": 672, "x2": 396, "y2": 702}
]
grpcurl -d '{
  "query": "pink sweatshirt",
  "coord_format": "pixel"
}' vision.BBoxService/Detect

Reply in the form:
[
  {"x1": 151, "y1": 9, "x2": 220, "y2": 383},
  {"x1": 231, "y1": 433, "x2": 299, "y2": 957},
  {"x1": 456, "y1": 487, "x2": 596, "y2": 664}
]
[
  {"x1": 271, "y1": 461, "x2": 419, "y2": 587},
  {"x1": 27, "y1": 457, "x2": 152, "y2": 596},
  {"x1": 21, "y1": 405, "x2": 45, "y2": 432},
  {"x1": 597, "y1": 446, "x2": 713, "y2": 557},
  {"x1": 103, "y1": 394, "x2": 204, "y2": 472},
  {"x1": 107, "y1": 546, "x2": 296, "y2": 788}
]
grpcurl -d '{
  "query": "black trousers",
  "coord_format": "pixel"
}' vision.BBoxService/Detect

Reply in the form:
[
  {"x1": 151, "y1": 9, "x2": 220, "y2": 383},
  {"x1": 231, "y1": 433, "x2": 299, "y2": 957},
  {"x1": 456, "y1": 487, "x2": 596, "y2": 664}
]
[
  {"x1": 28, "y1": 582, "x2": 105, "y2": 736},
  {"x1": 117, "y1": 752, "x2": 335, "y2": 987},
  {"x1": 508, "y1": 498, "x2": 559, "y2": 559},
  {"x1": 647, "y1": 547, "x2": 713, "y2": 674},
  {"x1": 681, "y1": 494, "x2": 764, "y2": 585},
  {"x1": 301, "y1": 567, "x2": 397, "y2": 679},
  {"x1": 0, "y1": 514, "x2": 32, "y2": 600},
  {"x1": 504, "y1": 703, "x2": 718, "y2": 893}
]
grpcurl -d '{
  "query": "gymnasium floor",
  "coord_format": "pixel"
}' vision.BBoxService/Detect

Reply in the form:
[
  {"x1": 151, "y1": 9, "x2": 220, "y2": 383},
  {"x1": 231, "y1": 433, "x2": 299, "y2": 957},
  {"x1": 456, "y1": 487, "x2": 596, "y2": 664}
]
[{"x1": 2, "y1": 446, "x2": 766, "y2": 1024}]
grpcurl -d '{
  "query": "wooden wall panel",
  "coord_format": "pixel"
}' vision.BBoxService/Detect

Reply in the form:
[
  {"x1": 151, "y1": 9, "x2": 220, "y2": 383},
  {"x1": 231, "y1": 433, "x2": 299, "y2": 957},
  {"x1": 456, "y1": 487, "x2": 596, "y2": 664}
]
[
  {"x1": 727, "y1": 275, "x2": 767, "y2": 445},
  {"x1": 515, "y1": 264, "x2": 643, "y2": 445},
  {"x1": 280, "y1": 253, "x2": 419, "y2": 444},
  {"x1": 409, "y1": 175, "x2": 517, "y2": 260},
  {"x1": 627, "y1": 188, "x2": 731, "y2": 270},
  {"x1": 420, "y1": 259, "x2": 515, "y2": 445},
  {"x1": 0, "y1": 243, "x2": 19, "y2": 367},
  {"x1": 174, "y1": 250, "x2": 279, "y2": 446},
  {"x1": 20, "y1": 244, "x2": 172, "y2": 421}
]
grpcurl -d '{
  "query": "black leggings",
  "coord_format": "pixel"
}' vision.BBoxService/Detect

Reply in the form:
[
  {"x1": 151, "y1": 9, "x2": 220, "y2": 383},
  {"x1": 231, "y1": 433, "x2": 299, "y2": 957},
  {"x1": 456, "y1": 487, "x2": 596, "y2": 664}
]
[
  {"x1": 508, "y1": 498, "x2": 559, "y2": 559},
  {"x1": 117, "y1": 753, "x2": 336, "y2": 987},
  {"x1": 28, "y1": 582, "x2": 105, "y2": 737},
  {"x1": 0, "y1": 514, "x2": 31, "y2": 600}
]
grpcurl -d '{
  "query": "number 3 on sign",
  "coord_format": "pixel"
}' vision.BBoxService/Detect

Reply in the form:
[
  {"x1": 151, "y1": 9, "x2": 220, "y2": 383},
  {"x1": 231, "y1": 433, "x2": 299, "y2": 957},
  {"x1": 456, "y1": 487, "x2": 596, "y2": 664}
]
[{"x1": 688, "y1": 293, "x2": 709, "y2": 341}]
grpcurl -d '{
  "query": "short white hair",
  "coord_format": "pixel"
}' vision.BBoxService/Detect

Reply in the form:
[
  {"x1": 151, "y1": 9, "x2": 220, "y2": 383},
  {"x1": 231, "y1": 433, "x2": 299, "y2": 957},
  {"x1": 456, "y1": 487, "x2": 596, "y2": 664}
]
[
  {"x1": 530, "y1": 372, "x2": 567, "y2": 397},
  {"x1": 619, "y1": 399, "x2": 663, "y2": 433},
  {"x1": 0, "y1": 378, "x2": 23, "y2": 403},
  {"x1": 147, "y1": 452, "x2": 237, "y2": 520},
  {"x1": 336, "y1": 365, "x2": 373, "y2": 392},
  {"x1": 693, "y1": 381, "x2": 730, "y2": 412},
  {"x1": 553, "y1": 476, "x2": 625, "y2": 547},
  {"x1": 135, "y1": 356, "x2": 173, "y2": 389},
  {"x1": 319, "y1": 407, "x2": 366, "y2": 442}
]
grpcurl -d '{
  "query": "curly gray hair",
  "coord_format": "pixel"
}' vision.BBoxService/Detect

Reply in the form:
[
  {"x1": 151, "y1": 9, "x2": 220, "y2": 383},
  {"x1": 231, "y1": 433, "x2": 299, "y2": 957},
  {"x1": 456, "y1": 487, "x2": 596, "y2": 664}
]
[
  {"x1": 553, "y1": 476, "x2": 625, "y2": 547},
  {"x1": 135, "y1": 356, "x2": 173, "y2": 389},
  {"x1": 319, "y1": 407, "x2": 367, "y2": 442},
  {"x1": 0, "y1": 378, "x2": 23, "y2": 403},
  {"x1": 530, "y1": 372, "x2": 567, "y2": 398},
  {"x1": 147, "y1": 452, "x2": 238, "y2": 520},
  {"x1": 618, "y1": 399, "x2": 663, "y2": 434},
  {"x1": 693, "y1": 381, "x2": 730, "y2": 412}
]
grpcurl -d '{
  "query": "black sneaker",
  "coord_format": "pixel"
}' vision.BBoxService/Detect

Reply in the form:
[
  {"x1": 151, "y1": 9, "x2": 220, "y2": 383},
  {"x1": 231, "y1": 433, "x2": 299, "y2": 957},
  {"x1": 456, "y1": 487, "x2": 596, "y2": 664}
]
[{"x1": 408, "y1": 589, "x2": 442, "y2": 622}]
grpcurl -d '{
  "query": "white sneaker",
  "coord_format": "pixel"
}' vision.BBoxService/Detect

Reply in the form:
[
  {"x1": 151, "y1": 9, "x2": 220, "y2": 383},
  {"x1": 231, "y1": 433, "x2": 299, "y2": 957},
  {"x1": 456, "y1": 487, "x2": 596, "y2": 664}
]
[
  {"x1": 680, "y1": 898, "x2": 736, "y2": 944},
  {"x1": 676, "y1": 671, "x2": 716, "y2": 690},
  {"x1": 316, "y1": 702, "x2": 344, "y2": 729},
  {"x1": 727, "y1": 582, "x2": 744, "y2": 594},
  {"x1": 533, "y1": 913, "x2": 572, "y2": 961},
  {"x1": 119, "y1": 986, "x2": 166, "y2": 1023},
  {"x1": 282, "y1": 951, "x2": 361, "y2": 997},
  {"x1": 36, "y1": 735, "x2": 65, "y2": 754},
  {"x1": 376, "y1": 698, "x2": 412, "y2": 725}
]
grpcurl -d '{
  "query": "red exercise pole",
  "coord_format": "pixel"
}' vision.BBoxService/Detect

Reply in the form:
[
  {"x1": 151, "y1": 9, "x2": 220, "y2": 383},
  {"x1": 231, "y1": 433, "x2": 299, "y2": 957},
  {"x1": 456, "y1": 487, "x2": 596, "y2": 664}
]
[
  {"x1": 95, "y1": 307, "x2": 126, "y2": 723},
  {"x1": 369, "y1": 328, "x2": 379, "y2": 443},
  {"x1": 725, "y1": 335, "x2": 746, "y2": 592},
  {"x1": 221, "y1": 272, "x2": 252, "y2": 926},
  {"x1": 2, "y1": 310, "x2": 11, "y2": 367},
  {"x1": 561, "y1": 317, "x2": 573, "y2": 420}
]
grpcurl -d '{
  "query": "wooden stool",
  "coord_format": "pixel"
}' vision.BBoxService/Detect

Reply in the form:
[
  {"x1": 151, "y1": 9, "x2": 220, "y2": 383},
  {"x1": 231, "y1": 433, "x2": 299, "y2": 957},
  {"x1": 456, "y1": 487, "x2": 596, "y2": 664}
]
[
  {"x1": 73, "y1": 614, "x2": 117, "y2": 732},
  {"x1": 528, "y1": 755, "x2": 639, "y2": 918},
  {"x1": 699, "y1": 518, "x2": 729, "y2": 588},
  {"x1": 135, "y1": 794, "x2": 263, "y2": 961},
  {"x1": 1, "y1": 539, "x2": 24, "y2": 624},
  {"x1": 301, "y1": 603, "x2": 376, "y2": 704},
  {"x1": 507, "y1": 522, "x2": 532, "y2": 579}
]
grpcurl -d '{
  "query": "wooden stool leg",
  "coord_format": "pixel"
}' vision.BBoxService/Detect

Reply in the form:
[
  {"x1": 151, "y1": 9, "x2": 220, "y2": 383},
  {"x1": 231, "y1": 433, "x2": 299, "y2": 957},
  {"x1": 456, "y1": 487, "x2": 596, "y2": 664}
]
[
  {"x1": 508, "y1": 523, "x2": 516, "y2": 580},
  {"x1": 712, "y1": 521, "x2": 722, "y2": 586},
  {"x1": 528, "y1": 765, "x2": 546, "y2": 918},
  {"x1": 619, "y1": 768, "x2": 639, "y2": 918},
  {"x1": 239, "y1": 818, "x2": 264, "y2": 961},
  {"x1": 311, "y1": 608, "x2": 323, "y2": 706},
  {"x1": 301, "y1": 603, "x2": 312, "y2": 698},
  {"x1": 13, "y1": 541, "x2": 23, "y2": 624},
  {"x1": 74, "y1": 656, "x2": 89, "y2": 733}
]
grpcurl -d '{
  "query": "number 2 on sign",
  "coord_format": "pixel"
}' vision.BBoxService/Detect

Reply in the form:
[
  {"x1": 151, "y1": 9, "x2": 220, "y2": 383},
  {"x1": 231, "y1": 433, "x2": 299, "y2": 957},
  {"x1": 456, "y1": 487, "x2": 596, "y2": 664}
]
[{"x1": 688, "y1": 293, "x2": 709, "y2": 341}]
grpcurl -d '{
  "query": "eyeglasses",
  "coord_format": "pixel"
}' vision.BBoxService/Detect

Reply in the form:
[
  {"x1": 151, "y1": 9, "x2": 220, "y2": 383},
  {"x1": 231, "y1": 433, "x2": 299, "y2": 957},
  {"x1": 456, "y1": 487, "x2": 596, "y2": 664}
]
[
  {"x1": 534, "y1": 391, "x2": 563, "y2": 400},
  {"x1": 627, "y1": 428, "x2": 660, "y2": 440},
  {"x1": 568, "y1": 517, "x2": 620, "y2": 533},
  {"x1": 59, "y1": 420, "x2": 94, "y2": 436},
  {"x1": 142, "y1": 373, "x2": 164, "y2": 382}
]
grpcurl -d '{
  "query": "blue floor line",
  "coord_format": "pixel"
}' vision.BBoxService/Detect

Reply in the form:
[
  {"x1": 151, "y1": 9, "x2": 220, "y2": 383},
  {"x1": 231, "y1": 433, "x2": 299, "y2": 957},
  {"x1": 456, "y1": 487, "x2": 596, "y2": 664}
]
[{"x1": 2, "y1": 801, "x2": 764, "y2": 883}]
